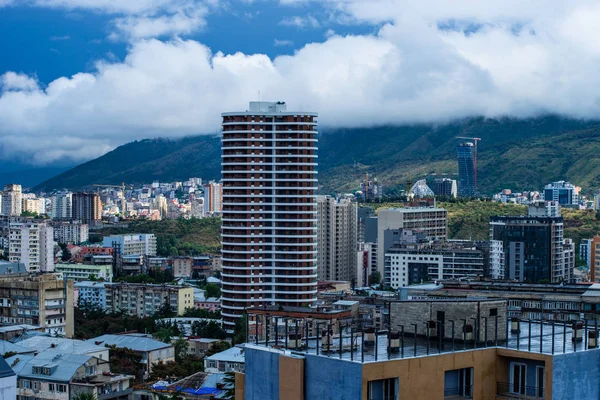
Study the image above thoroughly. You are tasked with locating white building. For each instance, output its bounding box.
[51,191,72,220]
[56,263,113,282]
[9,222,54,273]
[191,197,205,218]
[53,221,89,244]
[204,345,245,373]
[0,357,16,400]
[2,184,22,216]
[102,234,157,256]
[316,195,358,282]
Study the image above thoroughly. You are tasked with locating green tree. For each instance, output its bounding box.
[233,313,247,345]
[206,340,231,357]
[108,346,144,382]
[20,210,38,218]
[72,394,97,400]
[156,297,176,318]
[174,338,189,363]
[204,283,221,299]
[222,371,236,400]
[58,243,71,262]
[369,271,381,286]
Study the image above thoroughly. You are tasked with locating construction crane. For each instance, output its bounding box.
[93,182,130,217]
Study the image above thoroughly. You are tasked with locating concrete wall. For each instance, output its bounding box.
[390,300,507,342]
[244,347,280,400]
[304,354,362,400]
[552,350,600,400]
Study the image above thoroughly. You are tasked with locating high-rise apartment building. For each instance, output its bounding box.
[72,192,102,223]
[9,221,54,273]
[51,191,72,220]
[52,221,89,244]
[220,101,318,329]
[2,184,22,216]
[203,181,223,215]
[316,196,357,282]
[490,209,571,282]
[21,194,45,215]
[456,142,477,197]
[376,207,447,276]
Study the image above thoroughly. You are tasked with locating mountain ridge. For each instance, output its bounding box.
[32,116,600,195]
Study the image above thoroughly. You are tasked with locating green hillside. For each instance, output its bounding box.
[34,116,600,194]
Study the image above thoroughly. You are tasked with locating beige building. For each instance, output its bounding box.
[105,283,194,317]
[377,207,447,276]
[317,196,358,282]
[2,184,22,216]
[0,274,74,337]
[9,221,54,273]
[173,257,193,278]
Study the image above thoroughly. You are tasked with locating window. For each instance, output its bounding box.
[444,368,473,398]
[48,383,55,392]
[22,380,31,389]
[510,362,527,395]
[367,378,398,400]
[57,384,67,393]
[490,308,498,317]
[536,366,545,397]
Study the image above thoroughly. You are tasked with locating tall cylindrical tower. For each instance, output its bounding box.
[220,101,318,329]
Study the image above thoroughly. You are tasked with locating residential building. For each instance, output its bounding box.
[581,238,593,270]
[173,256,193,278]
[195,297,221,312]
[56,263,113,282]
[316,195,358,282]
[0,357,16,400]
[8,351,132,400]
[71,192,102,224]
[239,300,599,400]
[0,324,45,341]
[2,184,22,216]
[204,345,245,373]
[51,191,72,220]
[14,336,109,360]
[187,338,221,357]
[9,221,54,273]
[190,196,205,218]
[52,221,89,244]
[102,234,157,256]
[203,181,223,215]
[104,283,194,317]
[544,181,579,206]
[376,207,447,277]
[220,101,319,330]
[88,334,174,375]
[433,178,458,198]
[22,197,45,215]
[384,242,485,288]
[490,209,569,283]
[0,274,74,337]
[456,142,477,197]
[74,281,109,308]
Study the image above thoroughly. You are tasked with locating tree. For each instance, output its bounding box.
[72,394,97,400]
[174,338,189,363]
[156,297,176,318]
[233,314,247,345]
[206,340,231,357]
[154,327,174,344]
[222,371,236,400]
[109,346,144,382]
[204,283,221,299]
[20,211,38,218]
[58,243,71,262]
[369,271,381,286]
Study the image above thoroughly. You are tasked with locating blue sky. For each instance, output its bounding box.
[0,0,599,167]
[0,2,375,85]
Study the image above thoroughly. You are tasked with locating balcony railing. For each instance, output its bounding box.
[444,386,473,399]
[497,382,544,399]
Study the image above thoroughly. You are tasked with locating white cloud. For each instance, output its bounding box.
[280,15,320,29]
[50,35,71,41]
[3,1,600,163]
[111,8,208,40]
[274,39,294,46]
[1,72,39,91]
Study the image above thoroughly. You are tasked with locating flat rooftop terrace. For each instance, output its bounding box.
[248,319,599,363]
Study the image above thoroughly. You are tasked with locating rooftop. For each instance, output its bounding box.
[16,336,107,355]
[0,356,16,379]
[0,340,34,356]
[6,351,93,382]
[205,345,246,363]
[87,334,173,352]
[0,324,42,334]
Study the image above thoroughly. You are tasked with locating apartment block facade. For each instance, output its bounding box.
[104,283,194,317]
[316,196,358,282]
[0,274,74,337]
[52,221,89,244]
[221,101,318,329]
[71,193,102,224]
[2,184,22,217]
[9,221,54,273]
[102,234,157,256]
